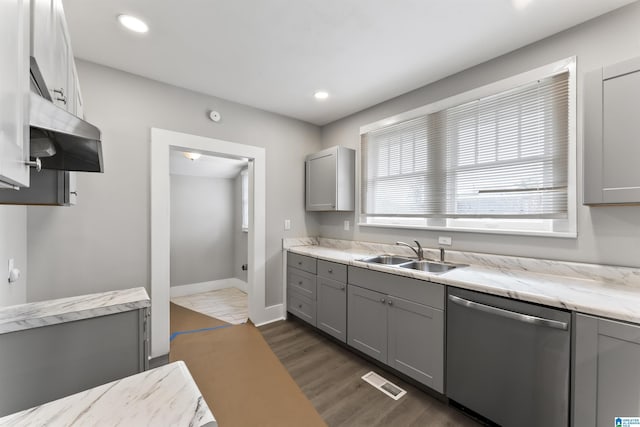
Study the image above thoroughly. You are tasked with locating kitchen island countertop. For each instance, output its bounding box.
[0,287,150,334]
[0,361,215,427]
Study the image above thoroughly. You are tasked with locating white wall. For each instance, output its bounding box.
[0,206,26,306]
[319,2,640,268]
[27,60,322,304]
[170,174,235,286]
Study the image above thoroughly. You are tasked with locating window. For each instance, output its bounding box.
[241,169,248,232]
[360,58,576,236]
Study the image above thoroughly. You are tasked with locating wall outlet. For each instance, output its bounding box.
[284,219,291,230]
[344,220,350,231]
[438,236,452,246]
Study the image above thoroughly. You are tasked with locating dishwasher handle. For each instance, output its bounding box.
[448,294,568,331]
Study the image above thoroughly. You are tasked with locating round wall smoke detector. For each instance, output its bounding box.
[209,111,221,122]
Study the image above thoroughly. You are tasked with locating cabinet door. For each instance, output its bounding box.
[573,314,640,426]
[584,57,640,204]
[306,150,336,210]
[347,285,387,363]
[387,295,444,392]
[317,277,347,343]
[0,0,30,188]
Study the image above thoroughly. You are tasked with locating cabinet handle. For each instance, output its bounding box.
[25,158,41,172]
[387,300,393,306]
[380,298,385,303]
[298,304,303,309]
[328,269,333,273]
[298,261,302,265]
[298,281,303,285]
[340,285,345,290]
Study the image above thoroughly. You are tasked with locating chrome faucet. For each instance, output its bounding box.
[396,240,424,261]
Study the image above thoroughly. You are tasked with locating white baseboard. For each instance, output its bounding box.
[170,278,248,298]
[251,303,285,327]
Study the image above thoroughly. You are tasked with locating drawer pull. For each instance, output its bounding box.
[380,298,386,303]
[328,269,333,273]
[298,304,303,309]
[387,300,393,306]
[298,281,303,285]
[298,261,302,265]
[340,285,345,290]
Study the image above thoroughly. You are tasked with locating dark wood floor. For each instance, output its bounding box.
[259,318,482,427]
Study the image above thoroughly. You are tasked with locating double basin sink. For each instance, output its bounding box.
[359,255,466,274]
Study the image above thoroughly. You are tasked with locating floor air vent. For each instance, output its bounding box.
[361,371,407,400]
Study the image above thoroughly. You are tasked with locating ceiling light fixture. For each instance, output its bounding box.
[183,152,202,161]
[117,14,149,33]
[314,91,329,100]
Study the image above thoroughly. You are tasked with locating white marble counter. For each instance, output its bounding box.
[286,239,640,324]
[0,287,150,334]
[0,361,216,427]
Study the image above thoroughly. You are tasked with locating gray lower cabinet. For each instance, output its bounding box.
[347,285,388,362]
[387,295,443,390]
[317,276,347,343]
[0,308,149,416]
[573,313,640,426]
[347,273,445,393]
[286,253,317,327]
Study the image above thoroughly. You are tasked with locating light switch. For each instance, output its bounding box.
[284,219,291,230]
[344,220,350,231]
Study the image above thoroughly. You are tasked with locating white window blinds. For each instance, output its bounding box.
[362,70,569,220]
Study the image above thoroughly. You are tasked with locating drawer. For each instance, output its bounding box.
[287,267,317,300]
[287,252,317,274]
[317,260,347,283]
[288,291,316,326]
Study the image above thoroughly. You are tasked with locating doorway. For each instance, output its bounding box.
[168,149,249,324]
[150,128,269,359]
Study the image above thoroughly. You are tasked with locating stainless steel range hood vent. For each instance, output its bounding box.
[29,92,103,173]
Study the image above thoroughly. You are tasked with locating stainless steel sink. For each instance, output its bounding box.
[359,255,414,265]
[399,260,466,273]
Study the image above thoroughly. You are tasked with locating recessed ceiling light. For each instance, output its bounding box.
[117,14,149,33]
[314,91,329,100]
[183,152,202,161]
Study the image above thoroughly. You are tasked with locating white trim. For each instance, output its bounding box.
[358,57,577,238]
[169,278,248,298]
[151,128,268,358]
[253,314,286,327]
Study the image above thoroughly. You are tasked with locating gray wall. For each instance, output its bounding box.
[318,2,640,268]
[170,174,234,287]
[27,60,322,304]
[0,206,26,306]
[234,172,248,283]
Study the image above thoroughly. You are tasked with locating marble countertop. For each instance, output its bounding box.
[0,361,216,427]
[287,242,640,324]
[0,287,150,334]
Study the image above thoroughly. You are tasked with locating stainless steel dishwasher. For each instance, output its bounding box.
[446,287,571,427]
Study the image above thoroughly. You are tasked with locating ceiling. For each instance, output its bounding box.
[62,0,636,126]
[170,150,247,179]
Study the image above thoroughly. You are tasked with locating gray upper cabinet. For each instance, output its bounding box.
[305,146,355,211]
[584,56,640,205]
[30,0,74,110]
[573,314,640,426]
[0,0,30,188]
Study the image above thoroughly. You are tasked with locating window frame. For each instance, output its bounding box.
[358,57,577,238]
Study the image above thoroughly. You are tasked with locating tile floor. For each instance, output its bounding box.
[170,287,248,324]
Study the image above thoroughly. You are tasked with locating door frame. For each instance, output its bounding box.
[150,128,268,358]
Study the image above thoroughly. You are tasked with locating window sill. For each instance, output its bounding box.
[357,222,577,239]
